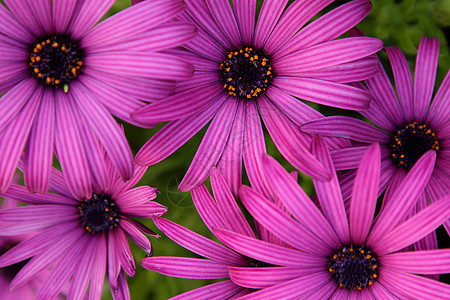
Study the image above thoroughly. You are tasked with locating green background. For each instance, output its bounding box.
[103,0,450,299]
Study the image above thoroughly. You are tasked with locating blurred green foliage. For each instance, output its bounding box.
[101,0,450,299]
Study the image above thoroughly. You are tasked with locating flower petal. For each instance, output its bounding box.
[274,76,371,111]
[253,0,288,48]
[142,257,229,279]
[179,98,239,191]
[349,144,380,245]
[205,0,241,48]
[171,280,244,300]
[427,68,449,129]
[414,37,439,122]
[381,249,450,275]
[232,0,256,45]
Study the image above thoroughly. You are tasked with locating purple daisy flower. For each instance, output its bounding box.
[141,167,293,299]
[301,36,450,236]
[213,138,450,299]
[0,0,194,196]
[0,159,167,299]
[132,0,383,195]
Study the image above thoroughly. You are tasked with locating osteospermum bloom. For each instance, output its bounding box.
[141,168,293,299]
[301,36,450,236]
[0,0,194,196]
[213,139,450,299]
[132,0,383,195]
[0,159,167,299]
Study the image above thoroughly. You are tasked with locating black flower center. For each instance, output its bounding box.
[78,193,120,234]
[220,47,273,99]
[391,121,439,170]
[247,257,274,268]
[29,35,84,90]
[328,245,379,290]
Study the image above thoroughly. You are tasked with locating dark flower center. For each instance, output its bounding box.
[328,245,379,290]
[29,35,84,89]
[220,46,273,99]
[391,121,439,170]
[78,193,120,234]
[247,257,274,268]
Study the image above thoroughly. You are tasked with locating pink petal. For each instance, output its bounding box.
[120,220,152,253]
[171,280,244,300]
[153,217,247,266]
[253,0,288,48]
[135,95,226,166]
[23,88,54,193]
[89,233,107,300]
[217,101,245,198]
[213,228,327,267]
[52,0,77,33]
[274,76,371,111]
[259,98,330,180]
[179,98,239,191]
[381,249,450,274]
[330,146,369,171]
[349,144,380,245]
[427,68,449,129]
[413,37,439,122]
[210,168,254,237]
[205,0,241,48]
[385,46,414,121]
[232,0,256,45]
[192,184,230,232]
[0,4,34,42]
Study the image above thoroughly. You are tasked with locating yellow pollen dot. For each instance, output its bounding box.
[71,67,77,74]
[61,45,66,51]
[38,73,42,78]
[349,248,353,252]
[254,55,259,60]
[227,78,232,82]
[228,91,233,95]
[333,255,337,259]
[246,94,251,99]
[261,61,266,66]
[369,281,373,285]
[226,67,230,72]
[400,161,404,165]
[400,154,404,158]
[328,268,333,272]
[267,71,272,75]
[223,84,227,88]
[239,49,243,53]
[366,255,372,259]
[372,265,378,268]
[36,44,42,50]
[46,77,51,84]
[54,79,60,85]
[53,42,59,48]
[360,250,364,254]
[373,274,377,278]
[244,53,249,57]
[34,68,39,73]
[234,51,238,55]
[228,53,233,58]
[339,283,343,288]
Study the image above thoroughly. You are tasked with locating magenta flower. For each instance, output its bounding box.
[0,0,194,196]
[132,0,383,195]
[0,159,167,299]
[301,36,450,236]
[141,168,293,299]
[213,139,450,299]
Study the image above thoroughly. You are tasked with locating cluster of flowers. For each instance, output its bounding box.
[0,0,448,299]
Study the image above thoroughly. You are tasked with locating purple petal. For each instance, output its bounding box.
[52,0,77,33]
[113,229,135,277]
[82,0,186,48]
[237,272,331,300]
[379,268,450,299]
[274,76,371,111]
[3,0,45,37]
[311,136,350,244]
[48,167,74,198]
[192,184,230,232]
[369,283,398,300]
[385,47,414,120]
[264,0,334,54]
[373,195,450,255]
[275,0,373,58]
[67,0,115,40]
[259,98,330,180]
[368,150,436,245]
[107,230,120,289]
[261,156,341,249]
[89,233,106,299]
[179,98,239,191]
[413,37,439,122]
[217,102,245,197]
[142,256,229,279]
[349,144,380,245]
[365,59,404,127]
[23,88,54,193]
[110,271,130,300]
[232,0,256,45]
[253,0,288,48]
[0,184,76,206]
[210,168,254,237]
[0,204,75,223]
[54,90,92,200]
[135,96,226,166]
[132,84,223,123]
[36,234,88,300]
[381,249,450,274]
[171,280,244,300]
[239,185,335,254]
[153,217,247,266]
[72,81,134,180]
[229,266,322,289]
[242,100,273,199]
[213,228,327,267]
[300,116,390,143]
[115,186,166,218]
[120,220,152,253]
[330,146,369,171]
[0,85,41,193]
[205,0,241,48]
[274,37,382,74]
[427,68,449,129]
[303,280,338,300]
[0,4,34,42]
[84,51,193,81]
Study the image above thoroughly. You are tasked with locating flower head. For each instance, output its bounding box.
[213,138,450,299]
[132,0,383,195]
[301,36,450,238]
[0,0,194,196]
[0,158,167,299]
